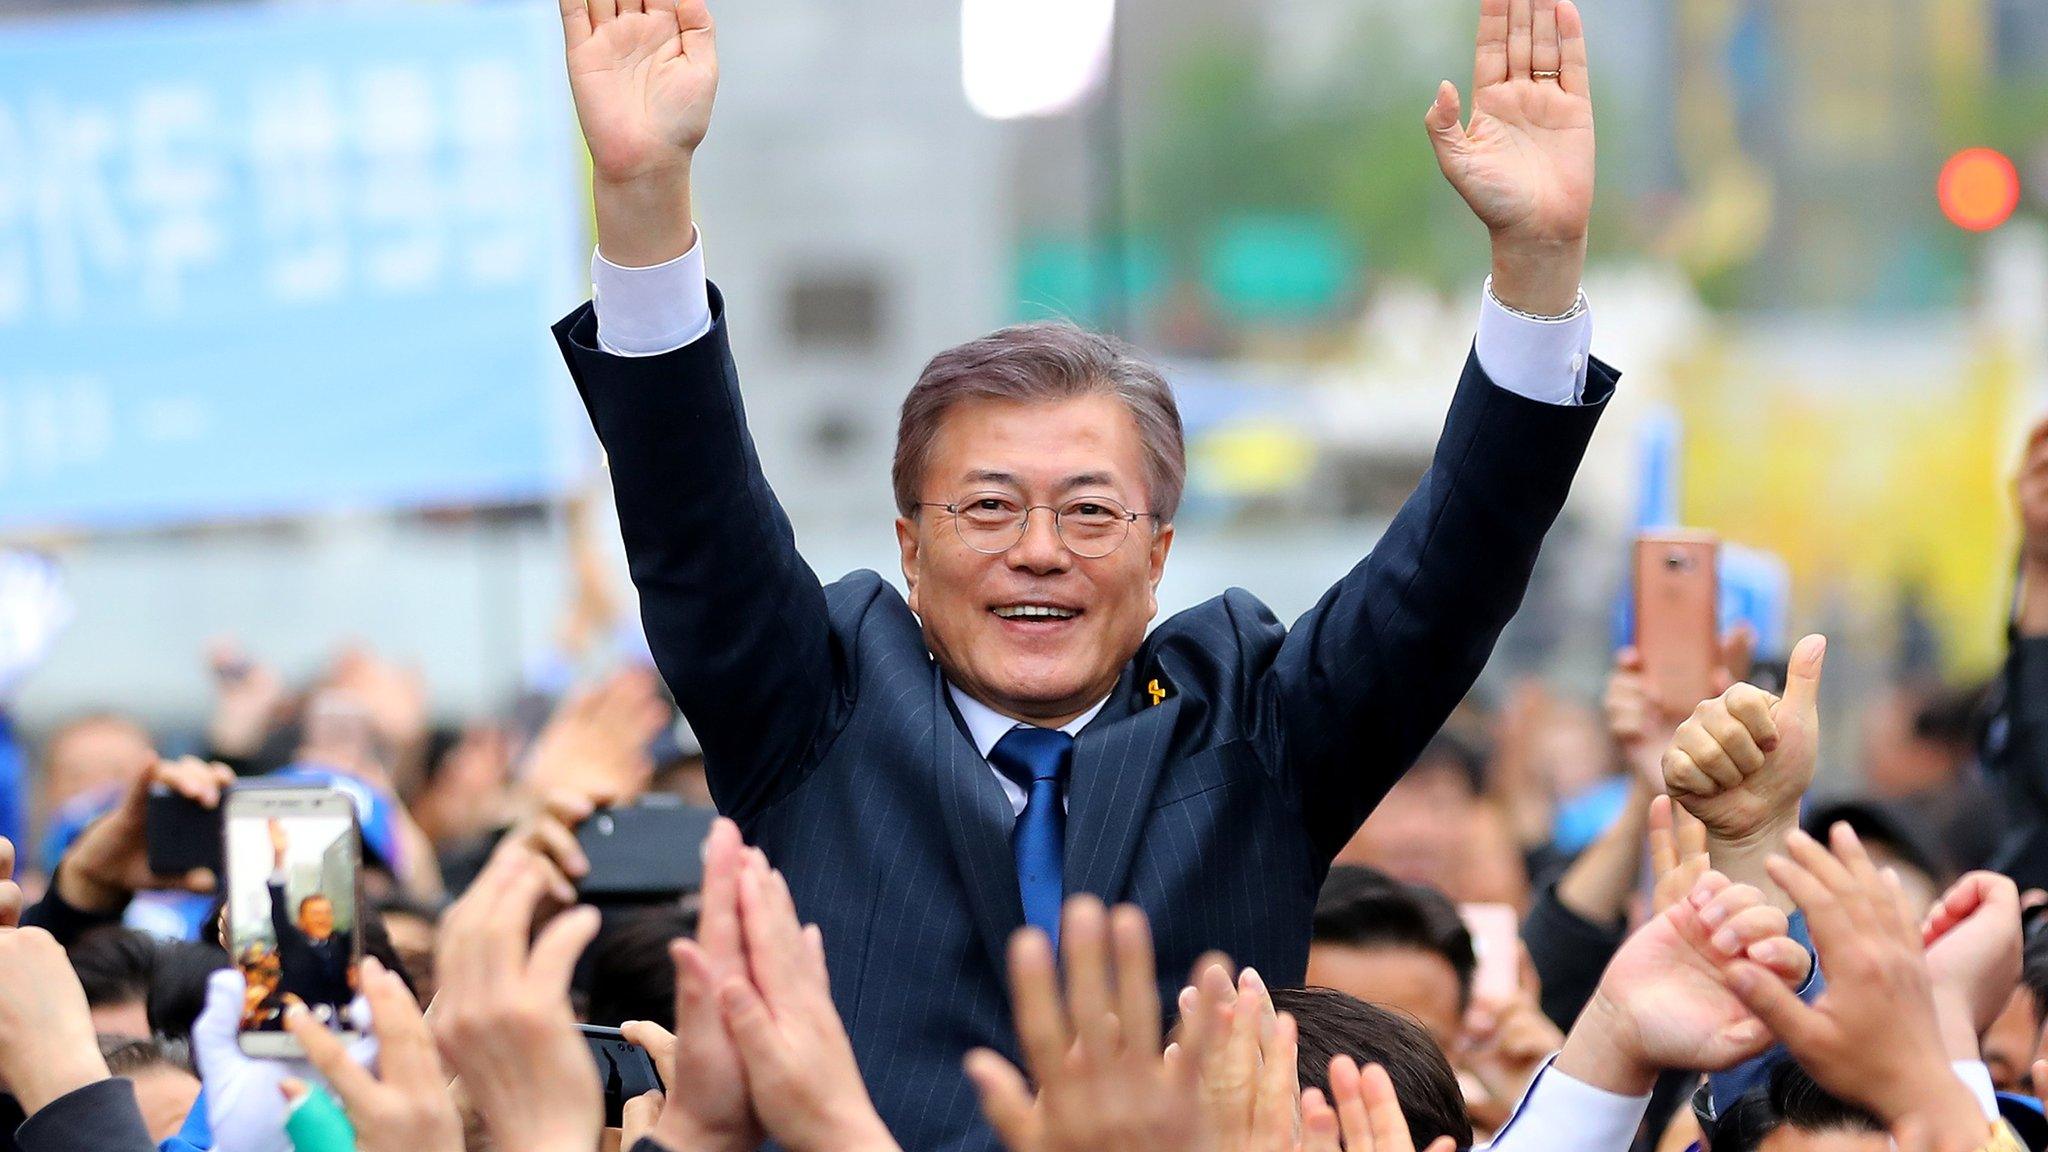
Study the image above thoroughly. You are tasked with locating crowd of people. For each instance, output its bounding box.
[0,0,2043,1150]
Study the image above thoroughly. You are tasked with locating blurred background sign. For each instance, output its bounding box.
[0,2,587,531]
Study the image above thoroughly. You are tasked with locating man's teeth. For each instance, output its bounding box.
[994,606,1077,619]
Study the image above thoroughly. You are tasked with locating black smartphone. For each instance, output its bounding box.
[579,1024,664,1127]
[574,799,715,902]
[146,787,225,877]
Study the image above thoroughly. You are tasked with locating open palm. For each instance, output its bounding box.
[1427,0,1595,244]
[562,0,718,183]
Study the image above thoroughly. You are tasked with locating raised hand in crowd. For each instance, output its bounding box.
[1647,793,1710,913]
[431,842,605,1152]
[205,637,287,764]
[1724,825,1997,1152]
[193,967,378,1152]
[0,925,125,1116]
[563,0,719,268]
[1555,869,1805,1096]
[283,955,462,1152]
[523,667,668,807]
[624,816,763,1152]
[1172,961,1301,1152]
[966,897,1216,1152]
[1662,632,1827,910]
[53,754,235,914]
[711,845,898,1152]
[1457,946,1563,1131]
[1605,629,1753,787]
[1298,1057,1456,1152]
[1921,871,2024,1059]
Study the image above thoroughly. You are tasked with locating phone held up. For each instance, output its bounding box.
[225,786,365,1058]
[1633,530,1721,716]
[579,1025,665,1127]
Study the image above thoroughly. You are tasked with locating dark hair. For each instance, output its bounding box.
[893,322,1186,523]
[1412,723,1491,796]
[1313,866,1476,1007]
[582,904,700,1030]
[2024,920,2048,1029]
[148,940,231,1042]
[98,1035,195,1078]
[1711,1061,1885,1152]
[70,928,157,1009]
[1270,987,1472,1151]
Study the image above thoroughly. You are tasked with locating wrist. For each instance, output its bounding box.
[9,1052,109,1116]
[1931,987,1985,1062]
[1890,1078,1990,1147]
[594,166,699,270]
[1488,234,1588,317]
[1706,814,1800,911]
[1554,995,1658,1097]
[54,857,129,915]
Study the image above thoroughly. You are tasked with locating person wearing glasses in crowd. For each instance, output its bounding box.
[538,0,1614,1147]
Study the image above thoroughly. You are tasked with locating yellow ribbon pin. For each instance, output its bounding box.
[1147,678,1167,706]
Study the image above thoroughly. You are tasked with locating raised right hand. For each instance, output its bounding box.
[1661,634,1825,846]
[58,754,235,913]
[563,0,717,265]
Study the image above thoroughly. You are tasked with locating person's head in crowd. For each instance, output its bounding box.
[1982,982,2038,1096]
[583,903,698,1030]
[1305,864,1474,1050]
[1798,798,1947,915]
[373,896,441,1002]
[33,712,153,861]
[1269,985,1473,1151]
[1860,685,1974,800]
[97,1035,200,1142]
[147,939,228,1042]
[1525,695,1610,801]
[1708,1061,1887,1152]
[892,321,1184,725]
[1335,726,1486,889]
[69,927,157,1038]
[297,892,337,942]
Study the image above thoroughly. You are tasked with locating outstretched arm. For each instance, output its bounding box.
[554,0,838,820]
[1271,0,1610,853]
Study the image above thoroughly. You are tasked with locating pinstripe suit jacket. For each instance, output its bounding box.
[555,288,1614,1152]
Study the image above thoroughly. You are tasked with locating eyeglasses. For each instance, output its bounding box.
[917,492,1154,559]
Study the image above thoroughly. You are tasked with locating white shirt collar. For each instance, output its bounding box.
[947,683,1110,760]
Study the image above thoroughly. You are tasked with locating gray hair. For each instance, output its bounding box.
[892,322,1186,523]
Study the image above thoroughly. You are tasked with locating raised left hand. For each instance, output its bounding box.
[1426,0,1596,314]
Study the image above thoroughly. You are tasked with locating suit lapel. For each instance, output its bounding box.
[930,672,1027,976]
[1065,663,1182,905]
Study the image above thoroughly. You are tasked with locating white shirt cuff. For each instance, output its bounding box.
[1954,1059,2000,1121]
[1479,1055,1649,1152]
[1474,279,1594,406]
[591,232,715,357]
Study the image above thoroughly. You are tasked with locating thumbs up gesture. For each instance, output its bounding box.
[1662,635,1827,845]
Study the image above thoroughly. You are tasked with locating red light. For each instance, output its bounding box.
[1938,148,2021,232]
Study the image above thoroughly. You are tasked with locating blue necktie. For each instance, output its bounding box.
[988,726,1074,949]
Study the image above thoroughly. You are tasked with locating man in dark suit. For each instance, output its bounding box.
[548,0,1611,1148]
[262,820,351,1016]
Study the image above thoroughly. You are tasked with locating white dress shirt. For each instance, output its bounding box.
[586,236,1598,405]
[950,684,1106,817]
[1480,1056,2003,1152]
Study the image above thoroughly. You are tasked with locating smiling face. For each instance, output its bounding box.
[298,894,335,941]
[897,393,1174,726]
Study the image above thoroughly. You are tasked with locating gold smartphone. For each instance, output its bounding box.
[1633,530,1721,715]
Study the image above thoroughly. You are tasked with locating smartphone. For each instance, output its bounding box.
[1633,530,1721,715]
[146,788,225,877]
[224,787,363,1057]
[575,798,716,902]
[579,1025,665,1127]
[1459,903,1521,1008]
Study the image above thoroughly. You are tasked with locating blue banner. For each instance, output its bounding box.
[0,2,590,529]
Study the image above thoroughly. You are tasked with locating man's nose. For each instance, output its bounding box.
[1007,507,1071,573]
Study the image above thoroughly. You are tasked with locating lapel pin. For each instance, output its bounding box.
[1147,678,1167,706]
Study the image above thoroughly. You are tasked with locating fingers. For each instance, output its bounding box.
[1110,905,1162,1052]
[1474,0,1509,88]
[1061,898,1119,1057]
[589,0,618,25]
[717,976,782,1071]
[1721,683,1781,754]
[1531,0,1561,76]
[1424,81,1466,170]
[1778,634,1828,716]
[1725,959,1826,1051]
[359,957,441,1087]
[1299,1088,1343,1152]
[620,1018,677,1062]
[1767,830,1857,944]
[698,818,745,972]
[1251,1012,1301,1150]
[1673,720,1745,791]
[528,905,602,993]
[965,1049,1039,1151]
[736,855,803,1007]
[1556,0,1590,94]
[621,1089,664,1148]
[1005,928,1069,1084]
[1329,1056,1374,1152]
[676,0,717,63]
[1744,937,1814,987]
[1674,800,1709,859]
[1507,0,1533,78]
[286,1000,378,1104]
[1359,1062,1416,1152]
[1648,795,1677,876]
[560,0,592,51]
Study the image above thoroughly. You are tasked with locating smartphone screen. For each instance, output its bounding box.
[225,787,363,1057]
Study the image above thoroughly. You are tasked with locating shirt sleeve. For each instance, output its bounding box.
[14,1078,157,1152]
[590,234,715,357]
[1474,280,1594,406]
[1479,1055,1650,1152]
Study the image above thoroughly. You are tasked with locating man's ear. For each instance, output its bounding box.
[1146,522,1174,618]
[896,516,922,615]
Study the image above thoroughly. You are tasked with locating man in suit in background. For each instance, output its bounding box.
[546,0,1612,1147]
